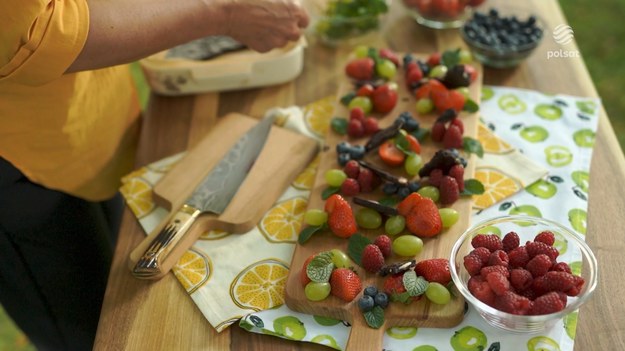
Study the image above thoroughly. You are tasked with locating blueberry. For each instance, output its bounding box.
[403,54,414,66]
[416,60,430,77]
[348,145,366,160]
[374,292,389,309]
[382,182,399,195]
[358,295,375,312]
[408,181,421,192]
[488,8,498,17]
[404,118,420,132]
[336,141,351,154]
[338,152,351,166]
[398,111,413,122]
[364,286,378,297]
[397,186,412,199]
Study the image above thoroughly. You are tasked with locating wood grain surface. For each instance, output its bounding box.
[95,0,625,350]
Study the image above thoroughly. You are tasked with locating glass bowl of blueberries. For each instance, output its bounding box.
[460,8,545,68]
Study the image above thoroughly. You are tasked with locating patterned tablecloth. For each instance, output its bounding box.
[120,86,599,350]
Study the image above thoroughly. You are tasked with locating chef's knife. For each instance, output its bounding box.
[131,116,274,279]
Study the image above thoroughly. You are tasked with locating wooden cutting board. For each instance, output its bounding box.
[285,56,482,350]
[128,113,318,276]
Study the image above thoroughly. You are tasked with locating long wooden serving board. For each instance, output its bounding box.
[285,54,482,350]
[129,113,318,275]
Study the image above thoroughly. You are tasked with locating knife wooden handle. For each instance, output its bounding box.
[130,205,201,279]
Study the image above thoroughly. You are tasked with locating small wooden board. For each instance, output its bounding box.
[285,56,482,350]
[128,113,318,274]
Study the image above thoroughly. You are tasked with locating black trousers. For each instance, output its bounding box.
[0,157,123,351]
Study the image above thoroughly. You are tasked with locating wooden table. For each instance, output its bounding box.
[95,0,625,350]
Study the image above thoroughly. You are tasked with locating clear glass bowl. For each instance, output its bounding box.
[450,215,598,333]
[402,0,473,29]
[460,8,545,68]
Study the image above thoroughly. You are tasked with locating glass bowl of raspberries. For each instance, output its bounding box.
[449,215,598,333]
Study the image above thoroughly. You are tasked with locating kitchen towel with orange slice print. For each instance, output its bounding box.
[118,92,545,333]
[240,87,600,351]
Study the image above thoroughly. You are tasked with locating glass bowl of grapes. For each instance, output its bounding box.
[450,215,598,333]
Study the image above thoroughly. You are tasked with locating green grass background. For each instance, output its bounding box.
[1,2,623,349]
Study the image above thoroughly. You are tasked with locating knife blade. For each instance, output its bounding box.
[131,116,274,279]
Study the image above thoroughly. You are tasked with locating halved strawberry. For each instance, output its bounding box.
[324,194,357,238]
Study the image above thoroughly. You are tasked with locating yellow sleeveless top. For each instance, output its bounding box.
[0,0,140,201]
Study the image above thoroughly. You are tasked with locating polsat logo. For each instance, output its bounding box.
[547,24,579,60]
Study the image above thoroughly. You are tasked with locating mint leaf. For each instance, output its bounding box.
[410,128,429,142]
[463,136,484,158]
[347,233,372,266]
[441,49,461,68]
[379,196,399,207]
[363,306,385,329]
[306,251,334,283]
[322,186,340,200]
[461,179,485,195]
[402,270,428,297]
[340,92,356,106]
[463,99,480,113]
[390,291,412,304]
[298,225,324,244]
[331,117,348,135]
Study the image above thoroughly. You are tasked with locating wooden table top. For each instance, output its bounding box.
[95,0,625,350]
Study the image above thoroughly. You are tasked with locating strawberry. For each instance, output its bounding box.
[439,176,460,205]
[442,124,463,149]
[463,64,478,82]
[529,291,565,315]
[415,79,446,100]
[433,90,466,113]
[340,178,360,197]
[372,83,398,114]
[374,235,392,258]
[324,194,357,238]
[379,48,400,67]
[397,192,423,217]
[471,234,503,252]
[415,258,451,285]
[356,84,375,98]
[345,58,375,81]
[361,244,385,273]
[300,254,316,286]
[502,231,520,252]
[405,196,442,237]
[427,52,441,67]
[378,140,405,167]
[330,268,362,302]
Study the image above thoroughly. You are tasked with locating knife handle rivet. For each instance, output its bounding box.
[174,219,181,224]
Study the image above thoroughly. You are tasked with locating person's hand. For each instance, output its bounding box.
[219,0,309,52]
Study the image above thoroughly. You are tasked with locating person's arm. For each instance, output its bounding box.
[67,0,309,73]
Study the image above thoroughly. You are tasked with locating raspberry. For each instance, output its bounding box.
[518,288,537,301]
[526,241,559,261]
[347,119,365,138]
[486,271,510,296]
[361,244,385,273]
[428,168,444,187]
[357,168,378,193]
[502,231,520,252]
[340,178,360,197]
[550,262,572,274]
[480,265,509,278]
[363,117,380,135]
[494,291,532,315]
[468,275,496,306]
[526,254,553,278]
[488,250,509,267]
[443,124,463,149]
[567,275,585,296]
[510,268,533,291]
[343,160,360,179]
[439,176,460,205]
[532,271,577,295]
[383,274,406,295]
[349,107,365,122]
[431,122,446,142]
[448,164,465,192]
[471,234,503,252]
[508,246,530,268]
[529,291,566,315]
[463,254,483,276]
[469,247,491,264]
[373,235,392,258]
[534,231,555,246]
[450,118,464,134]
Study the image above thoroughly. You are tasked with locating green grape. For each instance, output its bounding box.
[355,208,382,229]
[376,59,397,80]
[418,186,440,202]
[305,282,331,301]
[325,169,347,187]
[330,249,351,268]
[439,208,459,228]
[392,235,423,257]
[455,87,470,98]
[304,209,328,226]
[429,65,448,79]
[425,282,451,305]
[385,215,406,236]
[404,153,423,176]
[458,49,473,64]
[348,96,373,114]
[354,45,369,58]
[415,98,434,114]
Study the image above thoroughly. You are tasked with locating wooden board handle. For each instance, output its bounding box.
[345,317,385,351]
